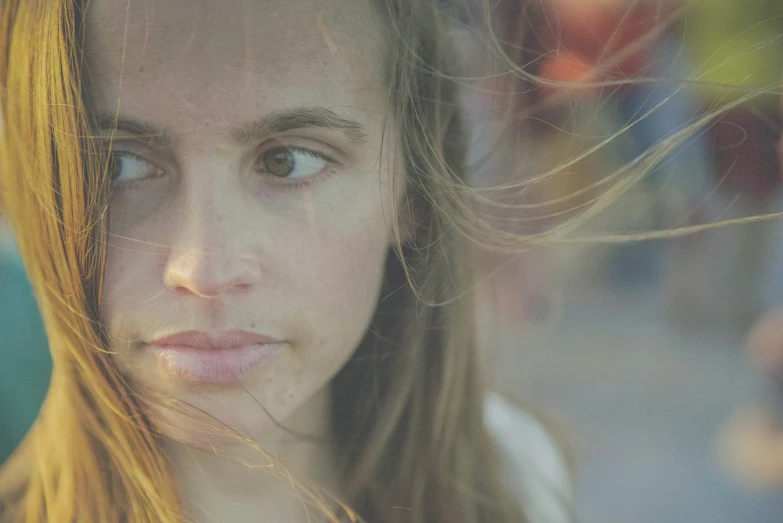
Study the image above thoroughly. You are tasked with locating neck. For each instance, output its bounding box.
[163,387,342,523]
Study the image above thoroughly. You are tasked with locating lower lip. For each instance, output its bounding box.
[145,343,284,384]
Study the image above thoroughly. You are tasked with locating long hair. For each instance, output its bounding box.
[0,1,532,522]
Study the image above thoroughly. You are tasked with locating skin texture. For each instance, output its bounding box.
[85,0,400,519]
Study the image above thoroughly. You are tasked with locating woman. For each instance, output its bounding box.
[0,0,571,522]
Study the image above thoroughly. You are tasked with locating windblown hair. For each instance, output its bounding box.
[0,0,541,522]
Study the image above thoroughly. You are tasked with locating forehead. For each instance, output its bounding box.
[84,0,387,127]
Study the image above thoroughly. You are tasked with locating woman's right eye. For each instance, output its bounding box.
[110,152,164,184]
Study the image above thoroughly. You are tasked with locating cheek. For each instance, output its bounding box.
[269,215,389,427]
[281,174,400,315]
[275,183,398,370]
[102,241,139,320]
[293,210,391,324]
[100,221,173,347]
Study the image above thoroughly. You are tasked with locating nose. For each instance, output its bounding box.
[164,247,261,298]
[163,210,261,299]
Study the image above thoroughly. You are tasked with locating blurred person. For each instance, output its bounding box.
[532,0,716,289]
[529,0,670,285]
[534,0,665,96]
[689,2,783,489]
[672,0,783,324]
[531,0,783,318]
[717,307,783,490]
[0,2,573,523]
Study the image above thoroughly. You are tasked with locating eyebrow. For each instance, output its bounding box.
[95,106,368,148]
[95,112,176,148]
[232,106,368,146]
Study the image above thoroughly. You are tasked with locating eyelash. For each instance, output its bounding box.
[107,143,340,191]
[273,175,323,189]
[111,180,142,193]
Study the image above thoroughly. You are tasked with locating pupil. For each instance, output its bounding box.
[264,148,295,177]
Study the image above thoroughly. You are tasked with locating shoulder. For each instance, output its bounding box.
[484,391,573,523]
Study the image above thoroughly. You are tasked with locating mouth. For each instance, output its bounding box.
[145,330,285,384]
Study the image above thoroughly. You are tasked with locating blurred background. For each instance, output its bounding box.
[4,0,783,521]
[469,0,783,521]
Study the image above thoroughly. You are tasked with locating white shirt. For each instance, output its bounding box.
[484,393,573,523]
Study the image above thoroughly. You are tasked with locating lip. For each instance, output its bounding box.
[145,330,284,384]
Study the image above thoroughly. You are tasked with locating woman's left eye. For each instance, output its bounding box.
[256,146,331,180]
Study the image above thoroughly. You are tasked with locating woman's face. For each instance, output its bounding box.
[88,0,398,443]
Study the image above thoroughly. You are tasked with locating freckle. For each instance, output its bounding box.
[250,321,256,328]
[138,65,144,72]
[217,215,223,223]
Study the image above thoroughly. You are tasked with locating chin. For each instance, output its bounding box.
[129,374,265,443]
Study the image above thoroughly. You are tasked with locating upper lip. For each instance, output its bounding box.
[149,330,280,350]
